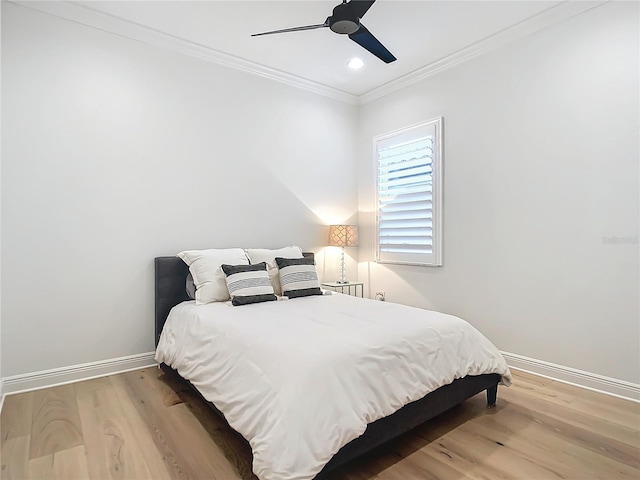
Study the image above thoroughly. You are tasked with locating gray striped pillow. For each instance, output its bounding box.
[275,257,323,299]
[221,262,277,306]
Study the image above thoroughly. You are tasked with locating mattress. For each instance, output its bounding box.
[155,293,511,480]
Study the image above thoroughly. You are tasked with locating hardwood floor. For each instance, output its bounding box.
[1,369,638,480]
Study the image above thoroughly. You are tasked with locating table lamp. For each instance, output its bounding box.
[328,225,359,284]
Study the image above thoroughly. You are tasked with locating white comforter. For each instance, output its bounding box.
[155,293,511,480]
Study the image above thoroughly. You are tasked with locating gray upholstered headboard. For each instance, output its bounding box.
[154,252,315,346]
[154,256,190,346]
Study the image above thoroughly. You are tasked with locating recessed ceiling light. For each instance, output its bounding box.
[347,57,365,70]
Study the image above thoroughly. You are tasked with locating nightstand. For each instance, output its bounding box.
[321,282,364,298]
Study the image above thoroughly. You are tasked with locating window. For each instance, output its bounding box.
[375,118,443,266]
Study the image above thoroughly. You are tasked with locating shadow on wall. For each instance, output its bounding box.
[255,167,359,284]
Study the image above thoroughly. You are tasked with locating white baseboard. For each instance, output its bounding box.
[502,351,640,403]
[1,352,157,397]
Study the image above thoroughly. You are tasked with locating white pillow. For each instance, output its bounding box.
[244,246,303,296]
[177,248,249,304]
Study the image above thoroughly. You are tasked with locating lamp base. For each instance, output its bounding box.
[335,280,349,284]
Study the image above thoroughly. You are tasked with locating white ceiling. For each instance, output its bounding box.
[20,1,605,102]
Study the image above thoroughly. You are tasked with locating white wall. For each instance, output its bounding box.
[357,1,639,384]
[1,3,358,378]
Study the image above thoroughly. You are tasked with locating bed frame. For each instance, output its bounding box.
[154,255,501,478]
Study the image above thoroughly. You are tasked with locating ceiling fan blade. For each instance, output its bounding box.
[346,0,376,19]
[348,23,396,63]
[251,21,328,37]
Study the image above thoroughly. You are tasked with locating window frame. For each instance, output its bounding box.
[374,117,444,267]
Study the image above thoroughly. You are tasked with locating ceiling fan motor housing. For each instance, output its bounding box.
[329,2,360,34]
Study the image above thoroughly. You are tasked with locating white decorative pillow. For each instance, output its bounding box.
[177,248,249,304]
[244,246,303,296]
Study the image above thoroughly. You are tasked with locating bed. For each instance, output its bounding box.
[154,254,511,480]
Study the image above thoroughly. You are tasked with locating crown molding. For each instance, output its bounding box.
[358,0,609,105]
[10,0,358,105]
[11,1,607,106]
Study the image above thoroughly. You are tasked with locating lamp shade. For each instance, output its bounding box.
[328,225,359,247]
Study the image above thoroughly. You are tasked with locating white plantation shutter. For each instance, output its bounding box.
[375,118,443,266]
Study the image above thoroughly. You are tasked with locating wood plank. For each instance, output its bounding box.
[29,445,90,480]
[0,435,30,480]
[510,369,553,387]
[27,451,53,480]
[108,374,173,480]
[484,397,640,469]
[501,384,640,447]
[377,452,445,480]
[508,376,575,407]
[118,368,242,480]
[29,385,83,459]
[561,394,640,431]
[115,369,194,479]
[428,421,568,479]
[335,398,502,480]
[509,373,640,431]
[157,368,255,480]
[549,377,640,407]
[392,421,507,480]
[1,393,33,442]
[419,447,503,480]
[169,402,243,480]
[556,388,640,447]
[471,414,639,478]
[74,376,153,480]
[136,366,183,408]
[52,445,90,479]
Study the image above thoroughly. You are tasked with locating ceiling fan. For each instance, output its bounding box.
[251,0,396,64]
